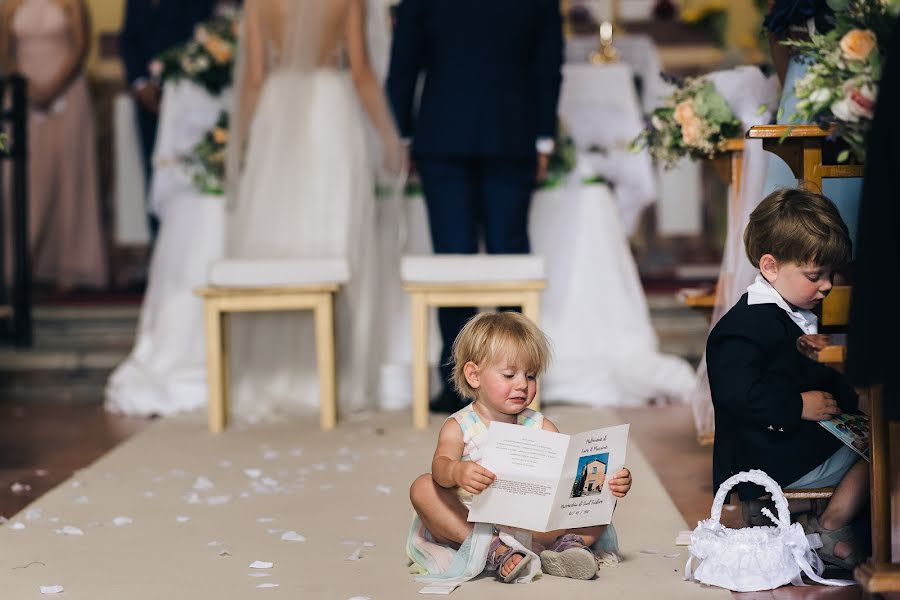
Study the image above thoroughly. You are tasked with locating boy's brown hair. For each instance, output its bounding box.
[744,188,852,269]
[451,312,551,400]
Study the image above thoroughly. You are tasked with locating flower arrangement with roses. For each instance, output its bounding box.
[183,111,229,195]
[781,0,898,162]
[151,9,239,97]
[630,75,743,167]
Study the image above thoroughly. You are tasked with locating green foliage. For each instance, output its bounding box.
[154,12,238,96]
[184,111,229,195]
[781,0,897,162]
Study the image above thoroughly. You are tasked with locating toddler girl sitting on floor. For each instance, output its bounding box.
[406,312,632,584]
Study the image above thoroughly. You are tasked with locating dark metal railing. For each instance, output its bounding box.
[0,75,32,347]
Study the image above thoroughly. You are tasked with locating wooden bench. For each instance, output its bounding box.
[746,124,865,191]
[196,259,348,433]
[855,385,900,592]
[401,255,546,430]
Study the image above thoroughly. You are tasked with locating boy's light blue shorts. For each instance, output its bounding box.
[787,445,860,489]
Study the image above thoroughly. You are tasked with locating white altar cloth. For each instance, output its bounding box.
[559,63,658,233]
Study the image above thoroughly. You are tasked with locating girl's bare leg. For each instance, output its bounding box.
[409,474,471,546]
[409,474,524,578]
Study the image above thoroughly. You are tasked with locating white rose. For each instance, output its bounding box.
[841,79,876,120]
[651,115,666,131]
[798,72,817,88]
[195,25,209,44]
[809,88,831,105]
[830,99,859,123]
[681,119,703,147]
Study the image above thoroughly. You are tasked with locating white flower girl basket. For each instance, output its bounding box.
[685,470,855,591]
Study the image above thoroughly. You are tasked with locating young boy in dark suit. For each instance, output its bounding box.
[707,188,867,569]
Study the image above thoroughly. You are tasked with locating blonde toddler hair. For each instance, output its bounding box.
[450,312,551,400]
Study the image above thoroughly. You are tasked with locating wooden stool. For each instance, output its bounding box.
[196,258,348,433]
[401,255,546,429]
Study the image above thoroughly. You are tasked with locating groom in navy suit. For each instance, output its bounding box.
[387,0,563,412]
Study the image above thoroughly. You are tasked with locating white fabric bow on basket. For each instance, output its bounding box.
[685,469,856,592]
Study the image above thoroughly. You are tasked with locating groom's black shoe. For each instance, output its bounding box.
[429,388,467,414]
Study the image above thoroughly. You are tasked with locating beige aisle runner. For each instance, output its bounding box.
[0,407,729,599]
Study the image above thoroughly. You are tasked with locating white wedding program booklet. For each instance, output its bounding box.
[467,422,629,532]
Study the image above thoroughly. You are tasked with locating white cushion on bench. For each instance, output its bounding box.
[401,255,545,284]
[209,258,350,288]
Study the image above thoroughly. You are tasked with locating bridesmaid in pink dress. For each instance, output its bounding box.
[0,0,107,290]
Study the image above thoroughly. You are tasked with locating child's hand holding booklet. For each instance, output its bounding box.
[468,422,630,532]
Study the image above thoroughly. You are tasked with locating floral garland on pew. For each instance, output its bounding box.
[182,111,229,196]
[780,0,898,163]
[629,75,744,168]
[150,10,239,96]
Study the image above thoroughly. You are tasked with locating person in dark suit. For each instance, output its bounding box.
[707,188,867,569]
[848,18,900,422]
[387,0,563,413]
[119,0,216,237]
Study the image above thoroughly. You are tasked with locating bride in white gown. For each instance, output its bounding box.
[226,0,404,420]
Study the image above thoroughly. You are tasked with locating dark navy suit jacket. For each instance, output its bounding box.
[387,0,563,158]
[119,0,216,86]
[707,294,858,500]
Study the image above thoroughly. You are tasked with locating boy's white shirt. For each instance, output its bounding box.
[746,274,818,335]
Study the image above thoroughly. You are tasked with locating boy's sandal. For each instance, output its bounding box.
[803,515,864,571]
[486,535,532,583]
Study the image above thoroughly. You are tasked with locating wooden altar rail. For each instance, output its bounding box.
[748,124,898,592]
[0,75,31,347]
[746,124,865,191]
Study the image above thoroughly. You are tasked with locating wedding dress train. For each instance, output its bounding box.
[226,68,380,420]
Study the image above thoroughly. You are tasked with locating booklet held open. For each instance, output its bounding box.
[468,422,629,532]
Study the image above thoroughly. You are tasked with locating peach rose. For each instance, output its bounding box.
[681,117,703,146]
[673,100,696,126]
[212,127,228,145]
[204,36,233,64]
[840,29,876,62]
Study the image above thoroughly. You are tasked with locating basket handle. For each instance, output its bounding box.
[710,469,791,526]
